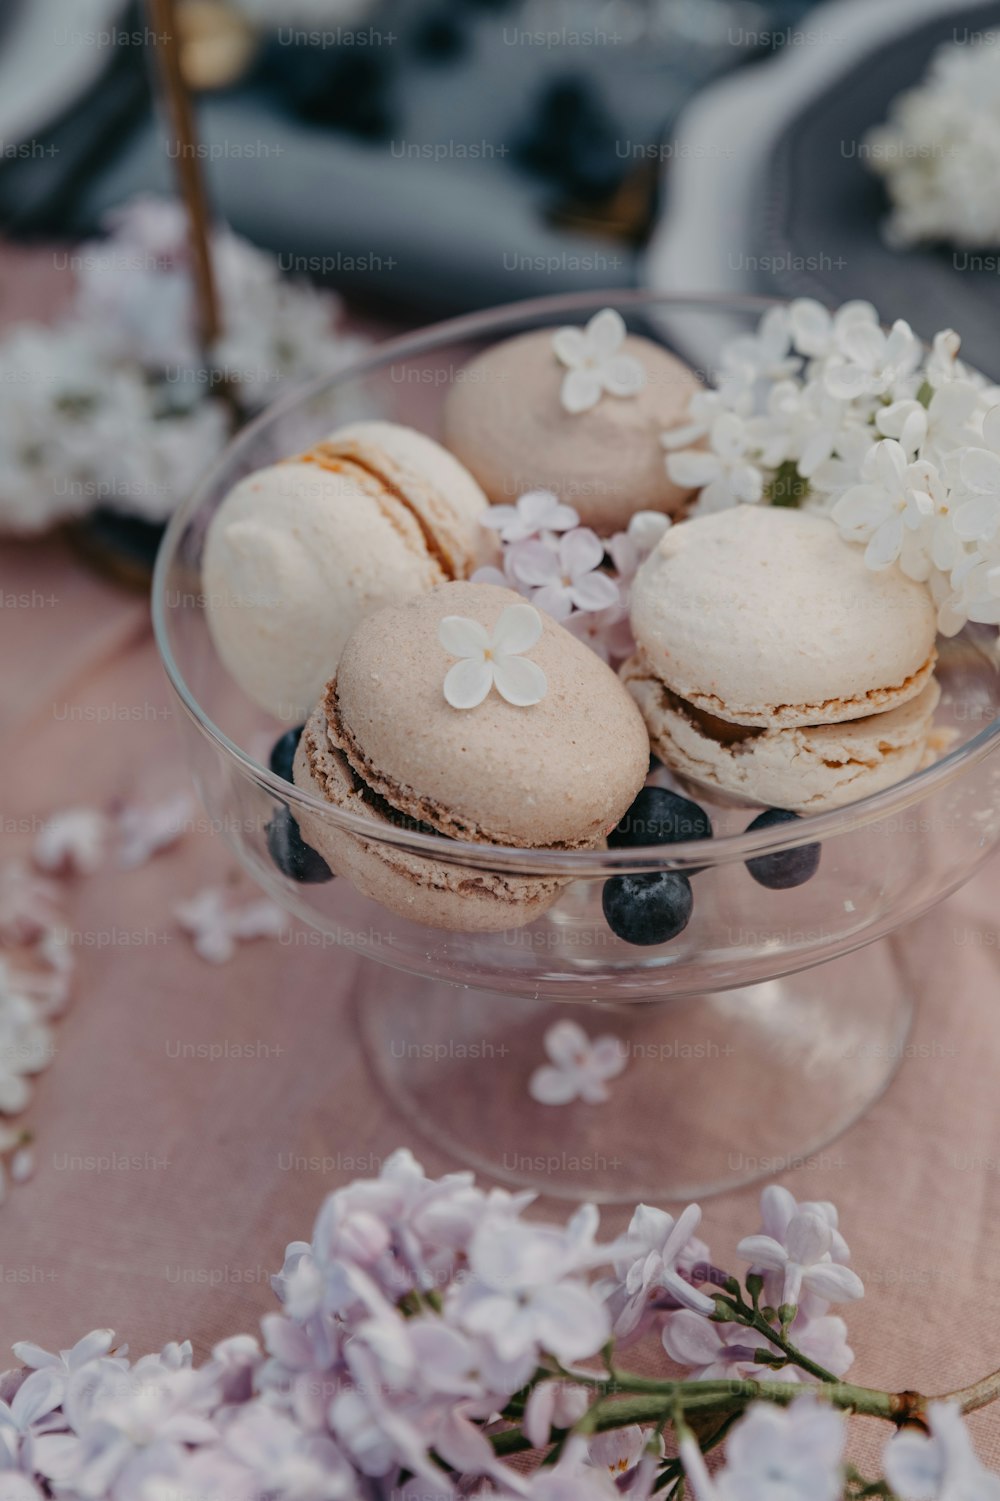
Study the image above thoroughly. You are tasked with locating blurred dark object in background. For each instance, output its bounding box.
[755,0,1000,379]
[0,0,820,315]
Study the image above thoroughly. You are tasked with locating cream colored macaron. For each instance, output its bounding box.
[624,506,941,812]
[623,666,941,813]
[294,581,650,931]
[442,325,701,534]
[628,506,937,727]
[203,421,490,723]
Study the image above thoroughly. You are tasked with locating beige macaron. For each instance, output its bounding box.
[624,506,941,812]
[442,326,701,534]
[203,421,490,724]
[623,667,941,813]
[293,581,650,931]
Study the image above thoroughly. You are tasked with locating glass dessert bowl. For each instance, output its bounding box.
[152,291,1000,1201]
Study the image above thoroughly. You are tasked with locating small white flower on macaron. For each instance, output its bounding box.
[439,603,548,710]
[553,308,646,415]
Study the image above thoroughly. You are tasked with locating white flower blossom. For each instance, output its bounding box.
[0,994,54,1113]
[509,530,619,620]
[666,412,766,512]
[663,1306,853,1383]
[553,308,645,414]
[786,298,880,361]
[528,1020,626,1106]
[680,1397,846,1501]
[605,1204,716,1335]
[947,404,1000,545]
[884,1401,1000,1501]
[721,305,801,384]
[481,491,579,544]
[738,1206,864,1311]
[865,40,1000,251]
[950,539,1000,626]
[0,195,367,534]
[174,888,288,963]
[117,792,197,870]
[439,604,547,709]
[823,318,923,402]
[831,440,943,572]
[523,1381,590,1448]
[743,1186,853,1320]
[588,1426,661,1482]
[449,1205,613,1370]
[661,375,754,452]
[33,810,108,877]
[0,864,61,946]
[563,602,634,665]
[876,381,982,465]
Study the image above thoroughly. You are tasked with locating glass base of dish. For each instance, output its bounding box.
[357,936,914,1203]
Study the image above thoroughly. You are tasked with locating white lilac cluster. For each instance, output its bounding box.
[0,858,71,1138]
[0,795,285,1165]
[663,298,1000,634]
[472,490,669,664]
[2,1152,995,1500]
[0,805,155,1137]
[0,197,367,534]
[864,38,1000,250]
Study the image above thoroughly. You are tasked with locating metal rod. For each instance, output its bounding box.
[145,0,222,351]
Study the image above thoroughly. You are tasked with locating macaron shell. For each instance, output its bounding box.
[331,582,650,849]
[629,507,939,727]
[293,704,564,932]
[321,419,493,575]
[203,462,444,723]
[624,661,942,813]
[442,328,700,533]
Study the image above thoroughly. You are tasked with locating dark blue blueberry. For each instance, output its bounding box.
[608,787,712,851]
[602,872,693,946]
[266,804,333,885]
[269,725,305,784]
[744,808,821,890]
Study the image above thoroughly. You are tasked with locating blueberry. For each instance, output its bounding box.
[744,808,821,890]
[608,787,712,851]
[602,872,693,946]
[266,804,333,885]
[269,725,305,784]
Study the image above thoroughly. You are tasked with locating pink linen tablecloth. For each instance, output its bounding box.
[1,532,1000,1469]
[1,221,1000,1469]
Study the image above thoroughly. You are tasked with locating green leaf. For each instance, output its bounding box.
[766,461,810,508]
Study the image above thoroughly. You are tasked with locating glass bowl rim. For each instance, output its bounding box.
[151,287,1000,878]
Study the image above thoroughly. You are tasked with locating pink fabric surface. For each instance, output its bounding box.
[0,215,998,1465]
[1,534,1000,1468]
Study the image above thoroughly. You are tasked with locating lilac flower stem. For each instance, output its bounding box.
[936,1366,1000,1415]
[711,1294,842,1384]
[491,1374,938,1458]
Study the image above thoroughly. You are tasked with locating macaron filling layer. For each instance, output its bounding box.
[670,651,939,730]
[296,704,565,922]
[625,664,942,813]
[661,689,765,747]
[323,679,599,852]
[295,443,460,582]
